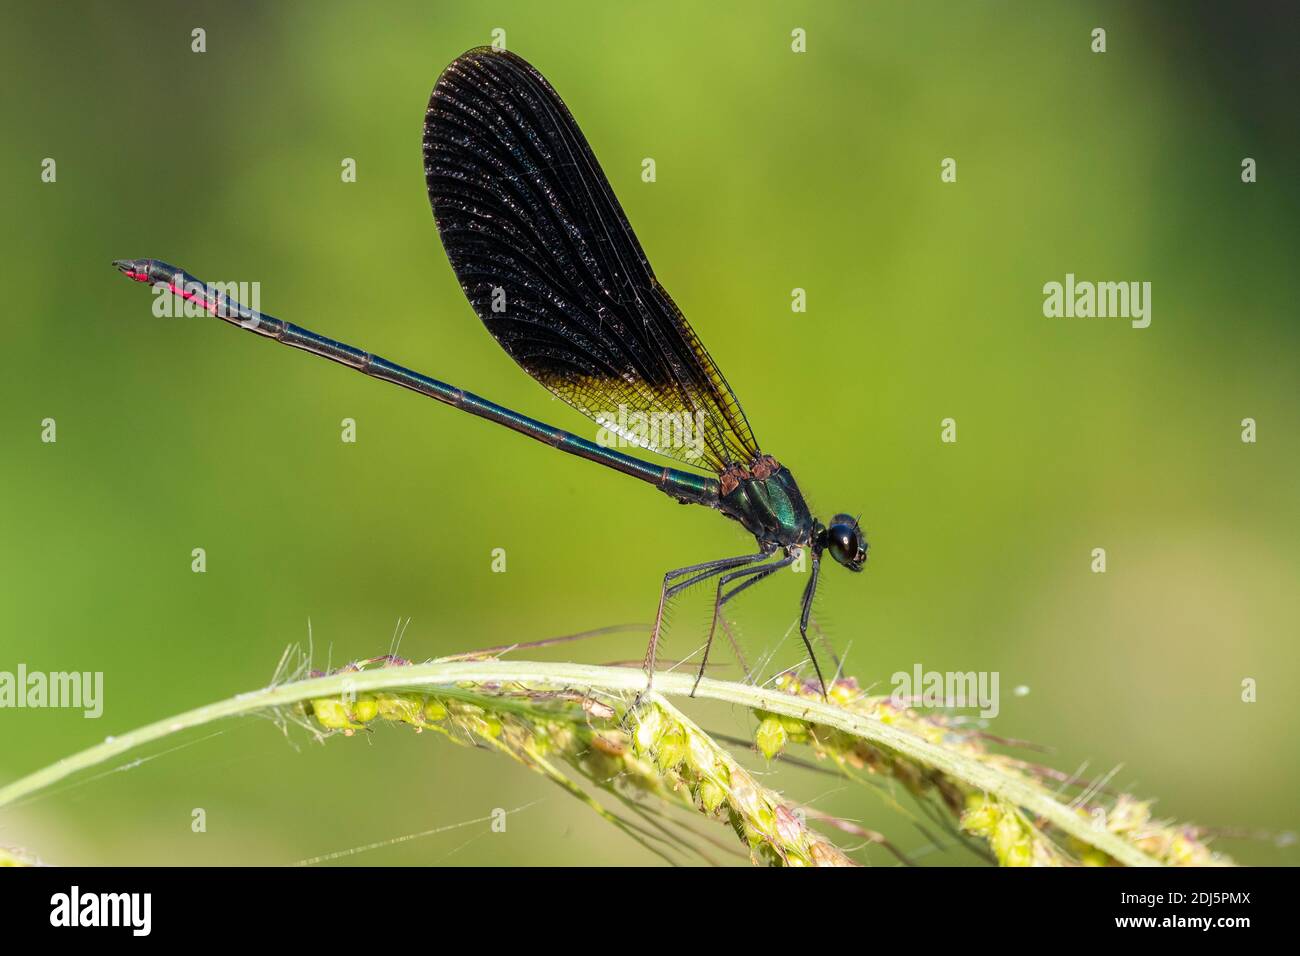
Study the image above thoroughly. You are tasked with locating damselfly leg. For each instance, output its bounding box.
[693,551,798,696]
[638,550,774,701]
[797,552,829,697]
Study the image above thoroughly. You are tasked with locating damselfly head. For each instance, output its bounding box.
[822,513,867,572]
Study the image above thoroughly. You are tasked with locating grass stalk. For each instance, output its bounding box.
[0,658,1228,867]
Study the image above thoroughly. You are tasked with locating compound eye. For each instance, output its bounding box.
[825,514,866,569]
[827,523,856,565]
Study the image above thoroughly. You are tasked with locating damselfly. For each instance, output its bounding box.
[114,48,868,697]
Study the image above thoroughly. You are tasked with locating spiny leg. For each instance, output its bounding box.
[640,550,771,698]
[798,552,829,699]
[690,554,794,695]
[719,617,751,678]
[692,552,795,696]
[666,565,757,683]
[809,619,842,674]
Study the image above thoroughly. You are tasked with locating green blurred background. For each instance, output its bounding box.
[1,1,1296,866]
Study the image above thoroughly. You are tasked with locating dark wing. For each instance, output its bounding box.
[423,47,760,474]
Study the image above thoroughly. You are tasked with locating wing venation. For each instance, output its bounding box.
[423,47,760,472]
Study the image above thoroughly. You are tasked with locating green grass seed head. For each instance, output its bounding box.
[276,660,1240,867]
[1,652,1246,867]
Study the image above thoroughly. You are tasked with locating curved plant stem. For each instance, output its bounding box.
[0,660,1161,867]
